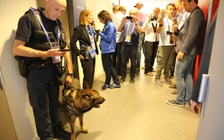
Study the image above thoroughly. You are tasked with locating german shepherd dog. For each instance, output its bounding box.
[62,82,105,140]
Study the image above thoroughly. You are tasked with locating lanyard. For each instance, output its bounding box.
[166,17,171,31]
[30,7,60,42]
[178,10,186,24]
[127,20,135,34]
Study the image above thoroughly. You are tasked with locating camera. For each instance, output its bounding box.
[126,16,132,20]
[166,31,174,35]
[151,16,157,21]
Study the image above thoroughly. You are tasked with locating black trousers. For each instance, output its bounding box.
[27,65,60,140]
[144,41,159,73]
[112,42,122,75]
[80,56,95,89]
[102,53,119,84]
[121,45,138,79]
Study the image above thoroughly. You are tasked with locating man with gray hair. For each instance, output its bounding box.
[118,7,143,83]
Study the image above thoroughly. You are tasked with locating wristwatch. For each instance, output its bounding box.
[67,73,74,77]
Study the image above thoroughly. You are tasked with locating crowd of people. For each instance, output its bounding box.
[12,0,206,139]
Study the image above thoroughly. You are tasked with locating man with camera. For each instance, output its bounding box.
[154,3,176,87]
[142,7,160,76]
[118,7,143,84]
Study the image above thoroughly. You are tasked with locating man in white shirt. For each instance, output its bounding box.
[142,7,160,76]
[111,6,127,76]
[155,3,176,87]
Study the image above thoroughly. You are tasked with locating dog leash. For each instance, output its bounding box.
[62,87,82,116]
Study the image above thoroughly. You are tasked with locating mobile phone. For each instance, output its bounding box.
[126,16,132,19]
[60,49,70,51]
[173,18,177,24]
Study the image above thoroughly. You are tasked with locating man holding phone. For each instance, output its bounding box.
[154,3,176,87]
[118,7,143,84]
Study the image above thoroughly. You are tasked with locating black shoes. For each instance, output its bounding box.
[53,123,71,140]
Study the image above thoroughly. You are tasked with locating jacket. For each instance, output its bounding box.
[176,6,204,55]
[70,25,99,56]
[99,21,116,54]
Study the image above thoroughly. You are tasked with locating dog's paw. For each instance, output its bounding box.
[81,127,88,133]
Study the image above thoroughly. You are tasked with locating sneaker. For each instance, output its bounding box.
[130,78,135,84]
[101,83,109,90]
[164,78,172,85]
[169,84,177,89]
[146,72,154,76]
[155,79,163,87]
[136,68,140,71]
[166,100,184,106]
[120,78,125,83]
[151,69,156,72]
[53,123,71,139]
[185,102,191,106]
[171,89,177,94]
[109,83,121,89]
[141,66,145,70]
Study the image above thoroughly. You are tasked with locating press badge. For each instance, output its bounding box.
[90,36,96,50]
[125,33,132,42]
[89,48,96,58]
[51,41,61,64]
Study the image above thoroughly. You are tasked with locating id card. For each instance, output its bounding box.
[51,41,61,64]
[89,48,96,58]
[125,34,132,42]
[90,36,96,50]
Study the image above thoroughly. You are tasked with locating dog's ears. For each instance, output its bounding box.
[83,81,91,89]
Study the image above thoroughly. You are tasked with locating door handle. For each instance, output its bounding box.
[198,74,209,103]
[0,66,5,90]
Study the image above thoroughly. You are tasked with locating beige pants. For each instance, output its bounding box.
[155,46,175,79]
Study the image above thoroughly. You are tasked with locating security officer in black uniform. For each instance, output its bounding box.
[13,0,73,139]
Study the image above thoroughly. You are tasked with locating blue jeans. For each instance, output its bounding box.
[175,54,196,104]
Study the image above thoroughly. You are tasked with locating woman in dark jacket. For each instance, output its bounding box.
[98,10,120,90]
[70,10,98,88]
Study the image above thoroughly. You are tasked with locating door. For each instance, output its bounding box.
[196,3,224,140]
[0,66,17,139]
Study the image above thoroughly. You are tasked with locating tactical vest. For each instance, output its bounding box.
[25,7,67,62]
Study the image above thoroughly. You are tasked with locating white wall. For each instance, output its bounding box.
[0,1,38,140]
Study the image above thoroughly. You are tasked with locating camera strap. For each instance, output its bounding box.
[151,22,158,41]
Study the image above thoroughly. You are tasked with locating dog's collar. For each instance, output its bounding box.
[66,105,81,116]
[63,88,82,116]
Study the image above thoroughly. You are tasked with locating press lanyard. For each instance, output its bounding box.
[127,20,135,34]
[178,10,186,24]
[166,17,171,31]
[30,7,60,42]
